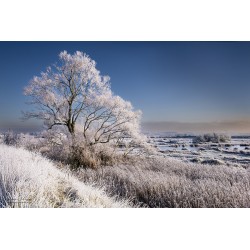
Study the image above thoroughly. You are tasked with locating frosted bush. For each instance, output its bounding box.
[3,130,20,146]
[193,133,231,144]
[19,133,41,151]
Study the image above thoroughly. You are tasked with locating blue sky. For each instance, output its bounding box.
[0,42,250,132]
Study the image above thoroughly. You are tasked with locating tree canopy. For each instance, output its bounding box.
[24,51,147,147]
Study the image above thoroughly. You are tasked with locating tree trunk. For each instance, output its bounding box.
[67,121,75,135]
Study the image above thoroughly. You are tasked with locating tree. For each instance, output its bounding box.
[24,51,147,149]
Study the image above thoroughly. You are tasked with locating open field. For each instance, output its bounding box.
[148,133,250,168]
[1,132,250,208]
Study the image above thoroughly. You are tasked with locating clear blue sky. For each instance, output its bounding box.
[0,42,250,132]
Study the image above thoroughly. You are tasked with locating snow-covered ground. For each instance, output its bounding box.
[148,134,250,168]
[0,144,130,208]
[1,133,250,208]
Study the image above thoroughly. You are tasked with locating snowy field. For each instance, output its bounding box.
[1,133,250,207]
[148,133,250,168]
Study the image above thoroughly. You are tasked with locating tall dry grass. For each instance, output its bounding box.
[73,156,250,208]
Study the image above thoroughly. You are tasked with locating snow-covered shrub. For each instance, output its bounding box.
[3,130,20,146]
[193,133,231,144]
[69,145,100,169]
[33,128,117,168]
[37,128,72,162]
[69,142,121,169]
[19,133,41,151]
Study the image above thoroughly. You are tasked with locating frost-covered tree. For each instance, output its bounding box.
[24,51,147,149]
